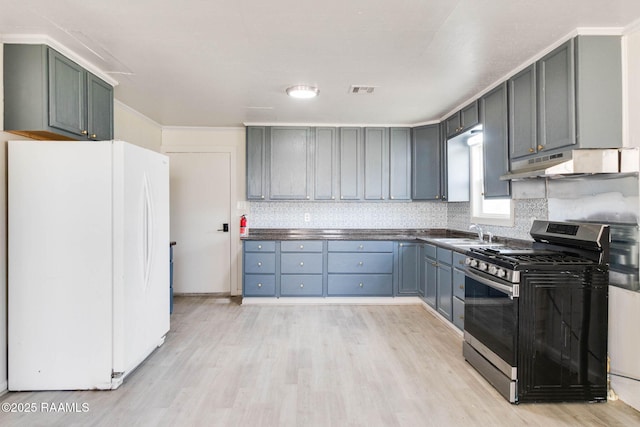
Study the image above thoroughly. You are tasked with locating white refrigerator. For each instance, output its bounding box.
[8,140,170,391]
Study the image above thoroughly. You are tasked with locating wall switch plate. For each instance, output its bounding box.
[304,213,311,222]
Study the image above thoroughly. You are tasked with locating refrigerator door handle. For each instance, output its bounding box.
[142,174,154,288]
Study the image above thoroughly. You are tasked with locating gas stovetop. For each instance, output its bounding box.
[468,247,597,269]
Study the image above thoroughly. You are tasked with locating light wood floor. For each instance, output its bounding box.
[1,296,640,426]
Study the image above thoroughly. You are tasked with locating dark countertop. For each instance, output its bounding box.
[242,228,532,250]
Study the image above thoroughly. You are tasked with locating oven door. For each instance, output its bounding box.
[464,268,518,375]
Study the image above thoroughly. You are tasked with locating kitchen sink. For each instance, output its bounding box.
[427,237,504,248]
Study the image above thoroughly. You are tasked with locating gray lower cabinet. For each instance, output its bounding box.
[327,240,394,296]
[480,82,511,198]
[423,244,437,308]
[436,247,453,321]
[4,44,113,141]
[452,252,466,330]
[280,240,323,296]
[412,124,442,201]
[243,241,277,296]
[397,242,419,295]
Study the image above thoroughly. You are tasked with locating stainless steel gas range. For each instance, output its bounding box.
[462,220,610,403]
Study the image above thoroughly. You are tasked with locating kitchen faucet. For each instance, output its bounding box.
[469,224,484,241]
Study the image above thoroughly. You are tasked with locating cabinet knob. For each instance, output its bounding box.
[300,262,304,267]
[331,196,335,200]
[459,285,464,289]
[400,243,404,247]
[306,196,310,200]
[529,148,535,153]
[90,134,97,139]
[358,245,364,249]
[341,196,344,199]
[537,145,544,151]
[435,195,440,199]
[261,196,265,199]
[381,197,384,200]
[358,261,363,266]
[257,262,262,267]
[359,283,364,288]
[390,196,394,200]
[81,130,88,135]
[257,283,263,288]
[300,283,304,288]
[299,245,304,249]
[258,245,262,249]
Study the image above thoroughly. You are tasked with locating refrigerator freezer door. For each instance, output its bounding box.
[112,141,170,376]
[8,141,114,390]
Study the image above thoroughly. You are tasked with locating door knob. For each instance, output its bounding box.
[217,223,229,232]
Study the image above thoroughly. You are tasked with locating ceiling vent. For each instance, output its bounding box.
[349,85,376,94]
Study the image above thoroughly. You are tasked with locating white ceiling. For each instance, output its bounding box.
[2,0,640,127]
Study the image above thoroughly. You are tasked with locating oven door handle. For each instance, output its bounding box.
[465,269,518,298]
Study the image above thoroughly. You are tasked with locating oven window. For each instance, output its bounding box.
[465,275,517,366]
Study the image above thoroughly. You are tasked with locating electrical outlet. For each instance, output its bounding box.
[304,213,311,222]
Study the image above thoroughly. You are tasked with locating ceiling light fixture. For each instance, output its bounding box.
[286,85,319,99]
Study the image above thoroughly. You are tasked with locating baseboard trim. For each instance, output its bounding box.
[241,296,423,305]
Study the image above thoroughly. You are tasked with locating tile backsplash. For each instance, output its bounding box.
[249,198,547,240]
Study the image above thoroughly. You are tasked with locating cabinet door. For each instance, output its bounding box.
[424,255,437,309]
[364,127,389,200]
[246,127,268,200]
[437,263,452,321]
[314,127,337,200]
[339,127,362,200]
[87,73,114,140]
[444,112,460,139]
[389,128,412,200]
[418,245,426,297]
[48,48,86,137]
[480,82,511,198]
[460,101,480,131]
[509,64,537,159]
[398,242,419,295]
[412,124,442,200]
[538,39,576,153]
[270,127,312,200]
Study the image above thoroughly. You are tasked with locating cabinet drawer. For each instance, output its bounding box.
[453,269,466,300]
[281,240,323,252]
[244,241,276,252]
[280,275,323,296]
[328,241,393,253]
[452,296,465,330]
[437,246,452,265]
[424,243,437,259]
[328,274,393,296]
[453,251,467,268]
[244,274,276,296]
[244,253,276,273]
[281,253,323,274]
[328,253,393,273]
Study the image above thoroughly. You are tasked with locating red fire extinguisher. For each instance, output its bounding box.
[240,215,248,237]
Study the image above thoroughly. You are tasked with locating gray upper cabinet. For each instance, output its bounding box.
[538,39,576,153]
[480,82,511,198]
[339,127,363,200]
[445,100,480,139]
[389,128,412,200]
[246,126,268,200]
[314,127,338,201]
[4,44,114,141]
[523,36,622,159]
[412,124,442,200]
[269,127,312,200]
[363,127,389,200]
[509,64,537,159]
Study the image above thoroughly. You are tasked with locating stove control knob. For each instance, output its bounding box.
[478,262,488,271]
[464,257,472,266]
[488,265,498,275]
[469,259,478,268]
[496,269,506,278]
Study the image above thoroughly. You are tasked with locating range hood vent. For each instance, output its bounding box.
[500,149,620,180]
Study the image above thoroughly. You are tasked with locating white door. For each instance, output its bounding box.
[169,152,232,294]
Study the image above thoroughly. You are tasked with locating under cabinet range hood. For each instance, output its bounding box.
[500,149,620,180]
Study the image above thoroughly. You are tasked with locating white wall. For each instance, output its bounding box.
[161,127,246,295]
[114,100,162,152]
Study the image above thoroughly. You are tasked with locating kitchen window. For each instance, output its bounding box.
[468,134,514,226]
